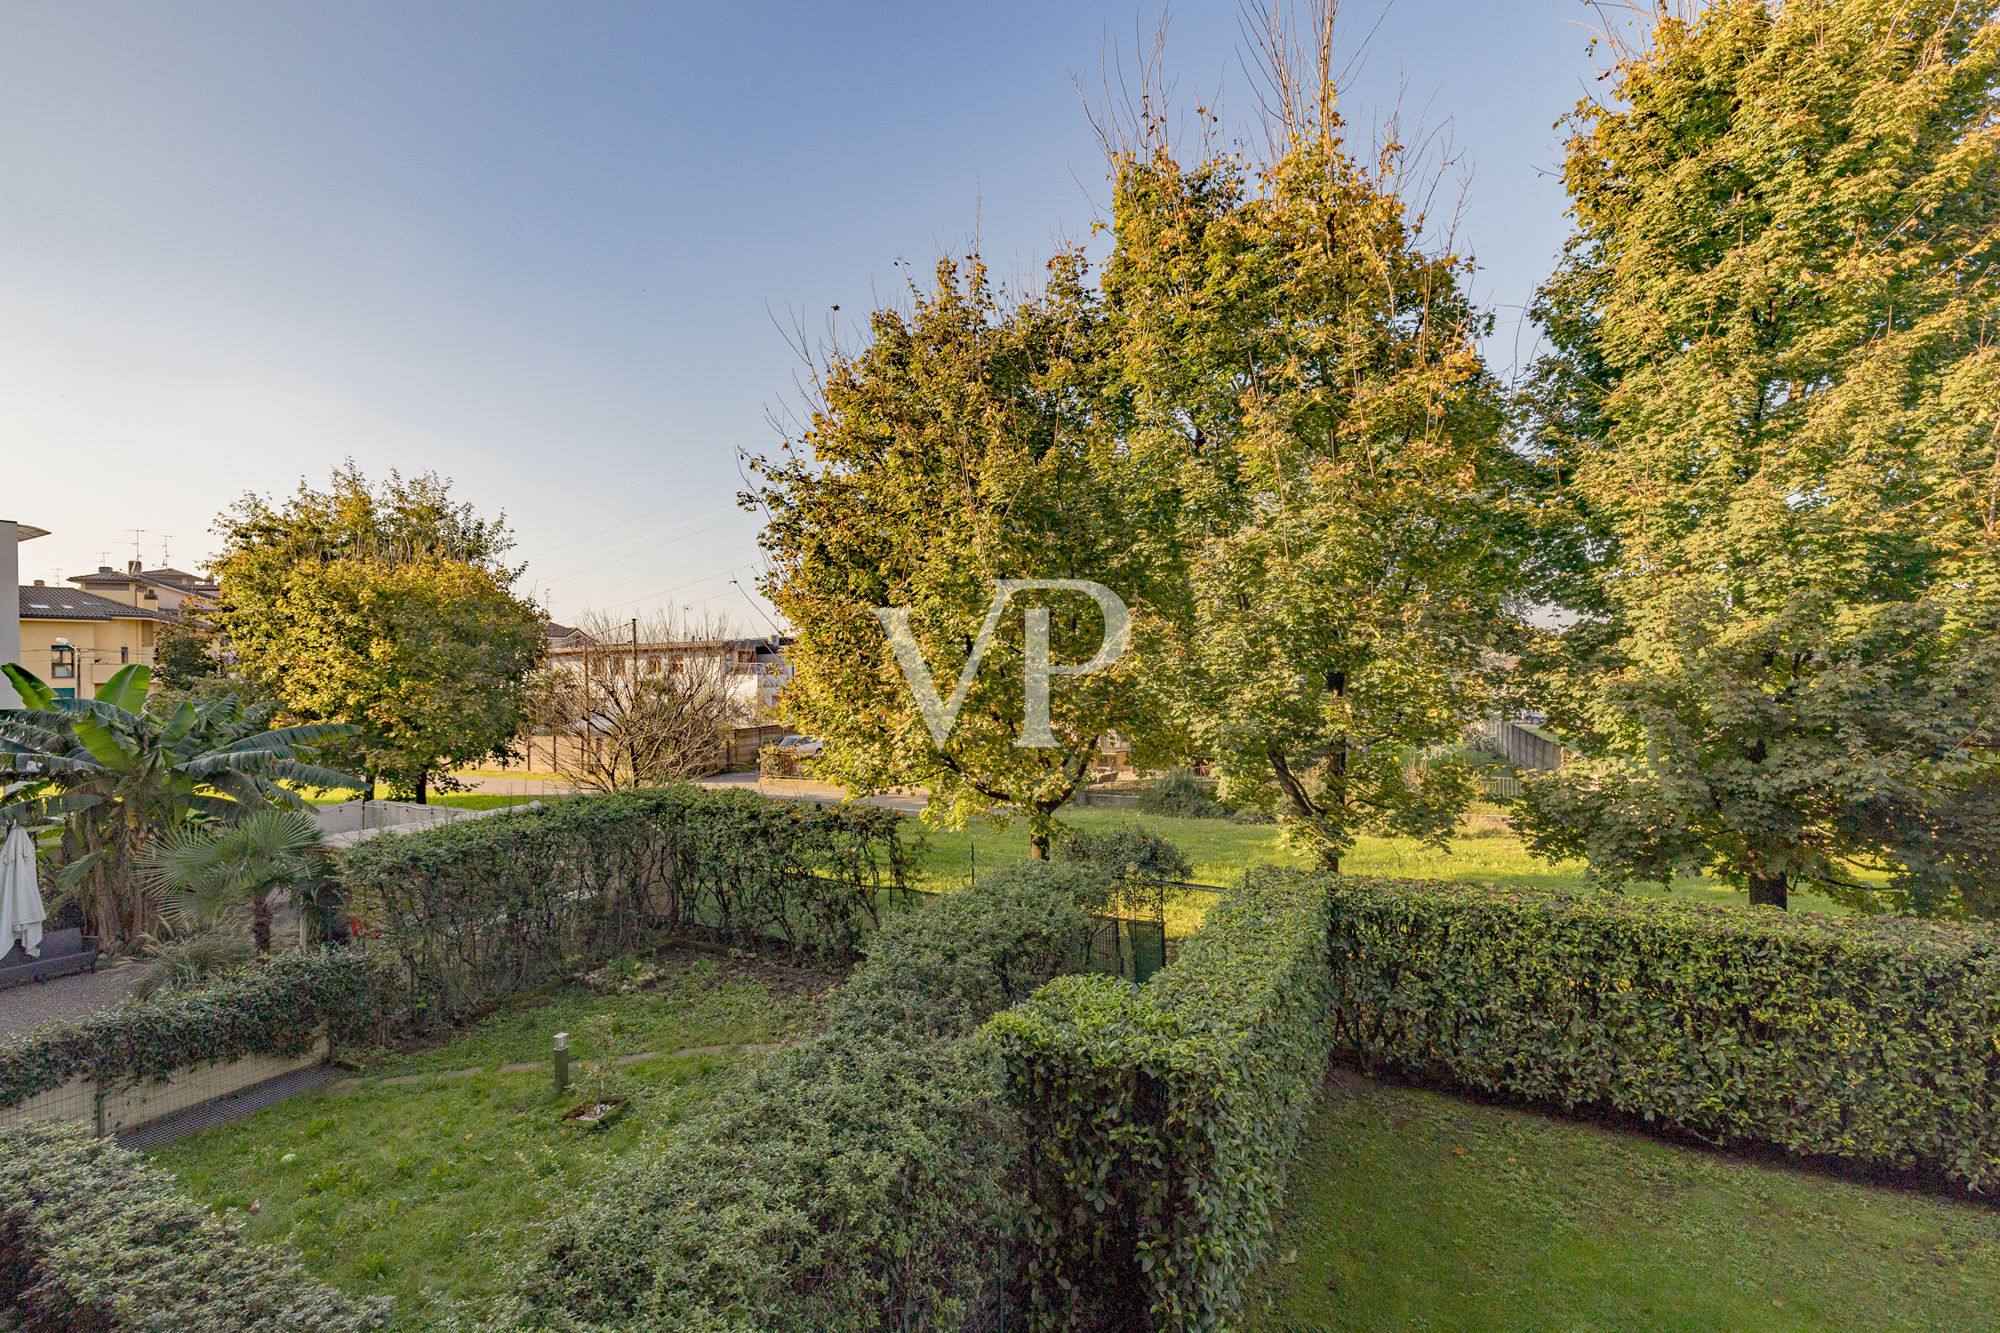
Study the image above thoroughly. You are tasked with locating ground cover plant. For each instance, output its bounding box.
[1245,1070,2000,1332]
[148,951,814,1330]
[1,1120,391,1333]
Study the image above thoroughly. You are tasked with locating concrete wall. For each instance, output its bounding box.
[0,1036,329,1137]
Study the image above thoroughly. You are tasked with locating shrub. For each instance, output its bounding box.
[336,784,914,1021]
[0,1120,392,1332]
[1136,769,1227,819]
[1325,877,2000,1190]
[510,863,1105,1333]
[1054,826,1194,885]
[0,946,388,1111]
[128,930,254,1001]
[988,868,1335,1332]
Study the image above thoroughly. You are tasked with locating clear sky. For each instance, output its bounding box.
[0,1,1605,628]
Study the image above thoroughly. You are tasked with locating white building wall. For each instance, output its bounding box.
[1,520,19,708]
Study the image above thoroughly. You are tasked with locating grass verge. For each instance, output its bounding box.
[1246,1068,2000,1332]
[906,805,1852,917]
[147,952,822,1329]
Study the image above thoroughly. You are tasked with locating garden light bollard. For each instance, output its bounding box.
[553,1032,569,1094]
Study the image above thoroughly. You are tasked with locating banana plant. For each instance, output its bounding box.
[0,663,361,944]
[138,807,326,954]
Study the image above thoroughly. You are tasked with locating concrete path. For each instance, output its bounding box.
[0,961,147,1038]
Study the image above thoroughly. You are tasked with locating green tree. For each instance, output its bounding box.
[138,807,326,954]
[756,253,1186,856]
[0,664,356,943]
[150,622,219,691]
[1105,125,1532,868]
[1515,0,2000,911]
[211,466,546,802]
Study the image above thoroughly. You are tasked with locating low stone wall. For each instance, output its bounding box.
[0,1036,328,1138]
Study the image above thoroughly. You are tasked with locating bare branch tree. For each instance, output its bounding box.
[527,610,749,793]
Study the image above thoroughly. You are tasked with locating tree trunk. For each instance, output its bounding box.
[251,892,273,954]
[1747,870,1788,910]
[414,770,428,805]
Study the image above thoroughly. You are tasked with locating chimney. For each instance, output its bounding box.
[32,579,43,586]
[128,559,143,575]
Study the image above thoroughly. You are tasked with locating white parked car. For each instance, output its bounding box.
[774,734,823,758]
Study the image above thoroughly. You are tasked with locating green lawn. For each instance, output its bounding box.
[149,953,816,1329]
[1246,1069,2000,1332]
[302,788,553,811]
[906,804,1853,917]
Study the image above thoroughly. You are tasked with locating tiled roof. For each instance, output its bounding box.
[18,587,176,622]
[68,566,218,597]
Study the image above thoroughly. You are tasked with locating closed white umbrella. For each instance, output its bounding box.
[0,825,45,958]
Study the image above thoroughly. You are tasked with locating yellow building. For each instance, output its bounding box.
[16,582,172,700]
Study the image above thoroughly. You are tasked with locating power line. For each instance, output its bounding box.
[529,499,739,580]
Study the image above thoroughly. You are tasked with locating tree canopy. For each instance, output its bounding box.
[1516,0,2000,911]
[211,466,545,801]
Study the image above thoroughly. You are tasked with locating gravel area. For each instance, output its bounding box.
[0,963,145,1037]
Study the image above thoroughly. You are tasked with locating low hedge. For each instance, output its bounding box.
[0,945,387,1110]
[988,867,1336,1333]
[509,862,1106,1333]
[337,784,914,1020]
[1326,876,2000,1189]
[0,1119,392,1332]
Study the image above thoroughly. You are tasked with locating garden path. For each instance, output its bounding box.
[0,960,144,1037]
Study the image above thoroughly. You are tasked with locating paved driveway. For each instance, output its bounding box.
[0,963,144,1038]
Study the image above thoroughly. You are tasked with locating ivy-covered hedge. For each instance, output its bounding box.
[0,946,388,1110]
[0,1119,392,1332]
[1326,876,2000,1190]
[988,868,1335,1333]
[337,784,914,1020]
[509,862,1106,1333]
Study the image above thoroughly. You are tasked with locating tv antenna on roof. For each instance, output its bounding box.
[160,535,174,566]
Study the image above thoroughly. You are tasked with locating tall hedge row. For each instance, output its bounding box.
[1326,877,2000,1190]
[0,946,388,1110]
[509,862,1107,1333]
[0,1120,392,1332]
[336,784,913,1019]
[987,868,1336,1333]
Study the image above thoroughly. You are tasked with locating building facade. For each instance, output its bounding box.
[16,583,175,699]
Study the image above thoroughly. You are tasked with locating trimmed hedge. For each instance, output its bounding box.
[1326,876,2000,1190]
[0,1119,392,1332]
[988,867,1335,1333]
[509,862,1106,1333]
[337,784,914,1020]
[0,946,387,1110]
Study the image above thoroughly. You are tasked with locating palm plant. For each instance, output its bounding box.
[138,807,326,953]
[0,663,360,944]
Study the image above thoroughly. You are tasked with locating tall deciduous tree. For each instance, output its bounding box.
[1516,0,2000,911]
[212,467,545,802]
[1104,73,1534,868]
[756,253,1185,856]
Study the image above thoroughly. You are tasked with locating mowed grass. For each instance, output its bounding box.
[905,804,1853,917]
[148,954,819,1329]
[1246,1069,2000,1333]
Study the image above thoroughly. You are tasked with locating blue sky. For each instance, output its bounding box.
[1,2,1606,626]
